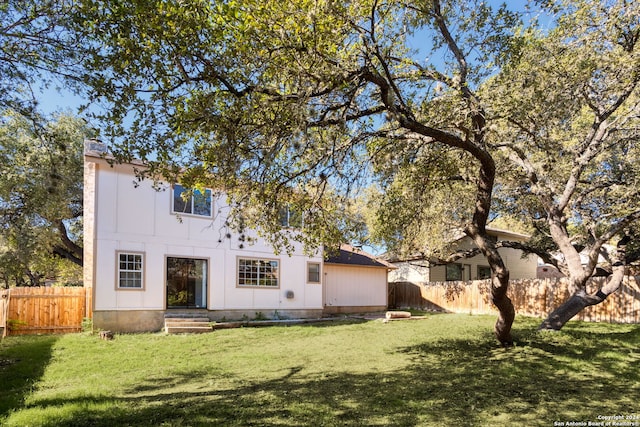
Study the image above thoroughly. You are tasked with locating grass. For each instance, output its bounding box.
[1,314,639,426]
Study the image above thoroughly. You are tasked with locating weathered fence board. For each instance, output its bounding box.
[389,276,640,324]
[0,290,8,338]
[0,287,91,336]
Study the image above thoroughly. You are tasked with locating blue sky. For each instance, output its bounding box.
[36,84,88,117]
[35,1,551,118]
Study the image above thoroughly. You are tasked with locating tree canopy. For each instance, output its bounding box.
[2,0,637,338]
[0,111,88,287]
[0,1,83,119]
[73,0,524,246]
[0,2,93,287]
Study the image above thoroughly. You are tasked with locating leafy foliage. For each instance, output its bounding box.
[0,112,89,286]
[0,1,83,119]
[68,1,522,253]
[487,0,640,278]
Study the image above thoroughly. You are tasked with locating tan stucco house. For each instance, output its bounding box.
[387,228,539,284]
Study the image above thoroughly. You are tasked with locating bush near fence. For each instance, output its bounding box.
[0,287,91,336]
[389,276,640,323]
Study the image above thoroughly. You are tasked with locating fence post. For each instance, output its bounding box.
[1,289,9,338]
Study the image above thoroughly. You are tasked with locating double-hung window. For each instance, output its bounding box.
[237,258,279,287]
[307,262,321,284]
[477,265,492,280]
[172,184,212,217]
[118,252,144,289]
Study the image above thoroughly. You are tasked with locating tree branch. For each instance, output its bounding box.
[55,220,82,266]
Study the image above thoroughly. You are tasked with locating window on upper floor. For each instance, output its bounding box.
[278,205,303,228]
[172,184,212,217]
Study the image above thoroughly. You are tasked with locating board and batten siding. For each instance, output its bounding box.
[85,155,324,331]
[323,264,388,313]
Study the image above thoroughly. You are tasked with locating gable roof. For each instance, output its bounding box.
[325,244,396,269]
[382,227,532,263]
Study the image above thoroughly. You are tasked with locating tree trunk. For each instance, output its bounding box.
[468,225,515,346]
[25,269,42,287]
[491,275,515,345]
[53,220,83,266]
[539,264,625,330]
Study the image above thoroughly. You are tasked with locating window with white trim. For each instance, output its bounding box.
[237,258,279,287]
[118,252,144,289]
[307,262,321,283]
[172,184,212,217]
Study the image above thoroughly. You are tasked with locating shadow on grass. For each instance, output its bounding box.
[6,324,640,426]
[397,327,640,424]
[0,335,58,418]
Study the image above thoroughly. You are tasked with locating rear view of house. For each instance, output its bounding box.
[83,142,391,332]
[84,144,326,332]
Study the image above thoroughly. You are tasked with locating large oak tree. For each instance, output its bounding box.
[0,112,88,286]
[487,0,640,329]
[0,2,92,286]
[70,0,523,344]
[64,0,639,341]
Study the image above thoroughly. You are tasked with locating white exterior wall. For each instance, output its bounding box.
[324,264,388,310]
[496,247,538,280]
[87,158,323,314]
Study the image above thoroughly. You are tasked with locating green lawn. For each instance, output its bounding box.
[1,314,639,426]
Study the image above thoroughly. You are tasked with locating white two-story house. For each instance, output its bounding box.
[83,142,391,332]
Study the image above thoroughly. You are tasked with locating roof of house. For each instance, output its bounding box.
[382,226,532,263]
[325,244,396,269]
[84,139,150,167]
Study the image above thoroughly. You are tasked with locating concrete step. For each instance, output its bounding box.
[165,321,211,328]
[164,317,210,323]
[164,317,213,334]
[165,325,213,334]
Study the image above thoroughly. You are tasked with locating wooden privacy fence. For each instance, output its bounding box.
[0,287,92,337]
[389,276,640,323]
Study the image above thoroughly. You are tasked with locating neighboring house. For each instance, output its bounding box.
[387,228,539,284]
[83,142,391,332]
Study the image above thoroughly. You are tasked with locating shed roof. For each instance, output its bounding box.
[325,244,395,269]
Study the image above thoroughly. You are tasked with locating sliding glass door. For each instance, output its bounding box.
[166,257,208,308]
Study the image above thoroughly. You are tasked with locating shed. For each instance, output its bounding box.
[323,245,395,314]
